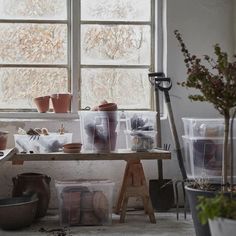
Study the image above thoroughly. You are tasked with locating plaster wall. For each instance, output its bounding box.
[0,0,234,208]
[234,0,236,53]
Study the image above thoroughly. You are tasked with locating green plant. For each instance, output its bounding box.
[174,30,236,190]
[197,194,236,225]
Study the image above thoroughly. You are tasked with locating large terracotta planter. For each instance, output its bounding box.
[33,96,50,113]
[0,131,8,150]
[12,173,51,218]
[51,93,72,113]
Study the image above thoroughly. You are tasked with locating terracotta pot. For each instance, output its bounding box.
[33,96,50,113]
[93,191,109,221]
[0,131,8,150]
[109,131,117,151]
[59,186,88,226]
[98,103,117,112]
[62,191,81,225]
[63,143,82,153]
[51,93,72,113]
[12,173,51,218]
[108,121,118,132]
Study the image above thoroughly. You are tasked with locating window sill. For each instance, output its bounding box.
[0,112,80,120]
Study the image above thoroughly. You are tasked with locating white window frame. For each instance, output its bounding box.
[78,0,156,111]
[0,0,163,119]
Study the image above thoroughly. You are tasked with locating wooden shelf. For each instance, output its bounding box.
[9,149,171,162]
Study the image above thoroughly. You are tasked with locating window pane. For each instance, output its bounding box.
[81,0,150,21]
[0,23,67,64]
[81,68,151,109]
[0,0,67,20]
[81,25,150,65]
[0,68,68,109]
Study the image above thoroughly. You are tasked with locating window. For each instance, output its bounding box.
[0,0,70,112]
[0,0,157,114]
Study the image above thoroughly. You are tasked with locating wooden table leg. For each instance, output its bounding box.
[116,160,156,223]
[115,161,130,214]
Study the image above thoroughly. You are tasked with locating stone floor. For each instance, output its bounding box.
[0,209,195,236]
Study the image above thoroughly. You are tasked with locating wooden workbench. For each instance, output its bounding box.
[7,149,170,162]
[2,148,171,223]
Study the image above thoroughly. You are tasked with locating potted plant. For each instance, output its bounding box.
[174,30,236,236]
[197,193,236,236]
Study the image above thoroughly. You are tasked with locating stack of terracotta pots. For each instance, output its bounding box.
[34,93,72,113]
[97,103,118,152]
[84,102,118,152]
[61,188,109,226]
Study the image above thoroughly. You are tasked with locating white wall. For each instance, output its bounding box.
[234,0,236,53]
[0,0,234,208]
[161,0,234,180]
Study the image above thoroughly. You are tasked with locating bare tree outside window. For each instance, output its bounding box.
[80,0,153,109]
[0,0,68,110]
[0,0,155,111]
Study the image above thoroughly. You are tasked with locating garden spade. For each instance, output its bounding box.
[148,72,187,211]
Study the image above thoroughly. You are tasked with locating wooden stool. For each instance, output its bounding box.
[115,160,156,223]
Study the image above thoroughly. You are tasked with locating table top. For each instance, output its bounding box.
[0,148,17,164]
[5,148,171,163]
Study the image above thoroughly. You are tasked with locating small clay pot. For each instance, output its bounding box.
[51,93,72,113]
[63,143,82,153]
[34,96,50,113]
[0,131,8,150]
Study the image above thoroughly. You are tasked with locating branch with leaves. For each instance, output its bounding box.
[174,30,236,190]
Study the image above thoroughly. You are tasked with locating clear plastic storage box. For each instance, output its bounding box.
[182,118,225,137]
[124,130,157,152]
[124,111,157,131]
[182,135,236,180]
[14,133,72,153]
[79,111,119,152]
[55,179,115,226]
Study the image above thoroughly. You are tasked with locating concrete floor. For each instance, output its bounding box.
[0,209,195,236]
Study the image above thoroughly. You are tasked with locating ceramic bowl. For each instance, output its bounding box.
[63,143,82,153]
[0,195,38,230]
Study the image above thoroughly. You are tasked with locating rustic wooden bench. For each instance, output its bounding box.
[2,148,171,223]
